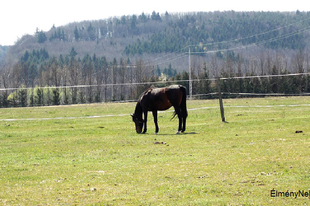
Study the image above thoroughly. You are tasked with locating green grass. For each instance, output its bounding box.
[0,97,310,205]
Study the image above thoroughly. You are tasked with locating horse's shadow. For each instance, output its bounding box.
[150,131,198,136]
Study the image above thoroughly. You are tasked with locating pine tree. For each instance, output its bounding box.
[74,26,80,40]
[37,31,47,43]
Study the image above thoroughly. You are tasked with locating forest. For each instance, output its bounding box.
[0,46,8,63]
[1,10,310,107]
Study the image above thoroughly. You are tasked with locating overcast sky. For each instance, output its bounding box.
[1,0,309,46]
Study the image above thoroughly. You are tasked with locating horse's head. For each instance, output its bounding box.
[131,114,143,133]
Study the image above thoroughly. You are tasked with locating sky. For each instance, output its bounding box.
[1,0,309,46]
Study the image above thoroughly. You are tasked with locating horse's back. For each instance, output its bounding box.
[165,85,186,105]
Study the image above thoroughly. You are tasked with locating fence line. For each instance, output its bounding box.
[192,92,310,97]
[0,72,309,92]
[0,71,309,108]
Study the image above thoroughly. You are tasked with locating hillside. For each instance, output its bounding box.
[5,11,310,63]
[0,45,8,64]
[1,10,310,107]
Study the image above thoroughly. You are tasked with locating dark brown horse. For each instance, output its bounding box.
[131,85,188,134]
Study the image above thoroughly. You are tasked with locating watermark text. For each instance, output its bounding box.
[271,188,310,199]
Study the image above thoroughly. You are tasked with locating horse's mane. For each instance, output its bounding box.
[143,86,155,94]
[138,86,155,101]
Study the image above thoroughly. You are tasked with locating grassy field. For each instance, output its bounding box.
[0,97,310,205]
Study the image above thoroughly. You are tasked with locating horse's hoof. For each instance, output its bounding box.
[176,131,181,134]
[155,132,158,135]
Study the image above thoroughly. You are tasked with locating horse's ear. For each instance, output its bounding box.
[130,114,134,117]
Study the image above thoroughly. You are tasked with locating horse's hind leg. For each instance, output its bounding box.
[181,112,187,132]
[181,107,187,132]
[173,105,183,133]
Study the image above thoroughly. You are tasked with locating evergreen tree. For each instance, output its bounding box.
[37,31,47,43]
[74,26,80,40]
[87,23,96,41]
[52,88,60,105]
[69,47,78,58]
[36,87,44,106]
[139,12,148,22]
[17,86,27,107]
[151,11,161,21]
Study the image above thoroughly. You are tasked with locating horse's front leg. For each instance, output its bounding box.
[142,110,148,134]
[152,110,159,134]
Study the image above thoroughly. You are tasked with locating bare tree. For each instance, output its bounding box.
[85,57,94,103]
[94,57,104,102]
[49,57,61,105]
[102,57,108,102]
[69,58,80,104]
[292,49,306,92]
[62,65,69,104]
[119,58,127,100]
[111,58,118,101]
[210,54,219,78]
[1,64,11,107]
[135,59,145,98]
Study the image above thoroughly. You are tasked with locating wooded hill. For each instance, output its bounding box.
[0,46,8,63]
[1,10,310,107]
[5,11,310,63]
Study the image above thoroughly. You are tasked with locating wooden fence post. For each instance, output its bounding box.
[217,77,226,122]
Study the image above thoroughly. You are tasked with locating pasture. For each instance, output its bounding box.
[0,97,310,205]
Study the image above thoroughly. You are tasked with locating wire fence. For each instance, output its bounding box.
[0,72,309,91]
[0,72,310,108]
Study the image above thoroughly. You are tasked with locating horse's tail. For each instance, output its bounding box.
[180,85,188,117]
[170,85,188,120]
[171,112,177,120]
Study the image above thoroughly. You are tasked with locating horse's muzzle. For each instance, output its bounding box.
[136,128,142,134]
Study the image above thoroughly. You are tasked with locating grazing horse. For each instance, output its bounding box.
[131,85,188,134]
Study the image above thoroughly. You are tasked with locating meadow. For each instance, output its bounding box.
[0,97,310,205]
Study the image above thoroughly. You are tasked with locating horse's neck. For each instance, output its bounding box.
[135,102,143,117]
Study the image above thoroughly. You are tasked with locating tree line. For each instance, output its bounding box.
[0,48,199,107]
[0,47,309,107]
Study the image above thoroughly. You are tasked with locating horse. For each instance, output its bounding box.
[131,85,188,134]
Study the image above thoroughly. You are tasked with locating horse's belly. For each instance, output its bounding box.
[157,103,172,111]
[151,100,172,111]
